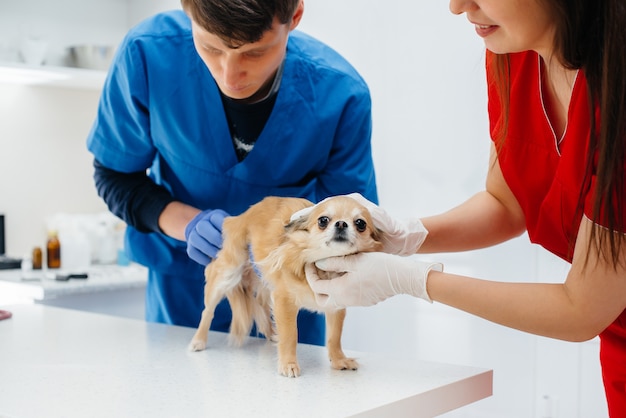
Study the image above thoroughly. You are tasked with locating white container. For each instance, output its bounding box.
[60,232,92,271]
[20,37,48,66]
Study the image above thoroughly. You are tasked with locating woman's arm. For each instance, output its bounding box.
[427,217,626,342]
[305,142,626,342]
[421,144,626,341]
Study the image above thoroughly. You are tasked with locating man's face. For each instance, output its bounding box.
[191,18,291,100]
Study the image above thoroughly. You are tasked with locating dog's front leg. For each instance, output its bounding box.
[272,289,300,377]
[326,309,358,371]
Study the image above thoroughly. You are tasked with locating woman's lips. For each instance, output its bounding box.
[474,24,498,38]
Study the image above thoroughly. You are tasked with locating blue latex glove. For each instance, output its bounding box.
[185,209,229,266]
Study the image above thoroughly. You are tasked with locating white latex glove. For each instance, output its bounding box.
[291,193,428,255]
[305,252,443,308]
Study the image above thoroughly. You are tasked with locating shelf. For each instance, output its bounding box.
[0,61,107,90]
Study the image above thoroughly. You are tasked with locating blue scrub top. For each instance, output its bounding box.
[87,10,378,344]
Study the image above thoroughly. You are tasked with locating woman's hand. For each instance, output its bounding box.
[292,193,428,255]
[305,252,443,308]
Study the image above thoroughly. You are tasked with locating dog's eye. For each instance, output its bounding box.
[354,218,367,232]
[318,216,330,229]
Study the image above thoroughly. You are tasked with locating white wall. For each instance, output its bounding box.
[300,1,491,218]
[0,1,607,417]
[0,0,181,256]
[0,84,106,255]
[298,4,531,417]
[0,0,130,66]
[298,3,605,418]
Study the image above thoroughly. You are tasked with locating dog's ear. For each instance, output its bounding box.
[284,212,310,233]
[371,226,385,245]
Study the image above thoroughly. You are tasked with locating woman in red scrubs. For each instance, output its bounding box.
[303,0,626,415]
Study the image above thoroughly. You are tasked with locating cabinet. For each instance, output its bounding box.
[0,0,180,90]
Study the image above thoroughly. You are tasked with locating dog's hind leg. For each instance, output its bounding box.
[326,309,358,371]
[188,260,242,351]
[252,284,275,342]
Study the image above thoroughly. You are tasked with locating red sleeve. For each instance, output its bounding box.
[581,101,626,232]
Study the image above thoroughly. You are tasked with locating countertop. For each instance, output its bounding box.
[0,263,147,300]
[0,305,492,418]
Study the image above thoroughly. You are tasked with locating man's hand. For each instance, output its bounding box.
[185,209,229,265]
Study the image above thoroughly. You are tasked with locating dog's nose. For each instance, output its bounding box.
[334,221,348,230]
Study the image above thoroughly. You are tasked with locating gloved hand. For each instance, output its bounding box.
[185,209,229,266]
[304,252,443,308]
[291,193,428,255]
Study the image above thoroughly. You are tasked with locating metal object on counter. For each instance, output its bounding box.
[0,256,21,270]
[0,215,22,269]
[0,214,4,255]
[54,273,88,281]
[67,45,116,71]
[20,271,89,282]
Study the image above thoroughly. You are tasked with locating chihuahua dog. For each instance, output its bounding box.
[188,196,383,377]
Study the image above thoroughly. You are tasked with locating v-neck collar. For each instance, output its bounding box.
[537,55,580,155]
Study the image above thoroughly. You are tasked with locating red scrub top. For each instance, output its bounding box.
[487,50,626,416]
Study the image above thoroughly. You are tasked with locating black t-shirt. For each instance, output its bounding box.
[220,91,277,161]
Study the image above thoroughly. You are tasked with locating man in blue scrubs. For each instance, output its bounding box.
[86,0,377,346]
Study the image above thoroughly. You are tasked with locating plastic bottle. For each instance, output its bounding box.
[32,246,42,270]
[46,231,61,269]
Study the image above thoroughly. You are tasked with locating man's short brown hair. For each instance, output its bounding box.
[181,0,300,48]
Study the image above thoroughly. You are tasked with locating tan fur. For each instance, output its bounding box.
[188,196,384,377]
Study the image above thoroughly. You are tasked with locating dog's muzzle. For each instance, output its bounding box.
[333,221,350,241]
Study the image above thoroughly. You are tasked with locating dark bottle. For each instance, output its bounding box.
[32,246,42,270]
[46,231,61,269]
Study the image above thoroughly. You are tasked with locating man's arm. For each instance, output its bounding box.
[93,159,175,234]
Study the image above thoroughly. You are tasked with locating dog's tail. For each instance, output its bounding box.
[223,216,274,346]
[227,269,274,346]
[226,282,254,347]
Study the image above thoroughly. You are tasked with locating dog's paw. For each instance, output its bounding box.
[188,339,207,352]
[278,362,301,378]
[330,357,359,371]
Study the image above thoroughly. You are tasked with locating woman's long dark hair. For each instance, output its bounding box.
[489,0,626,268]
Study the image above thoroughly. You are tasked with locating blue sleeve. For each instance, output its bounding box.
[285,31,379,205]
[86,30,155,172]
[315,87,378,204]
